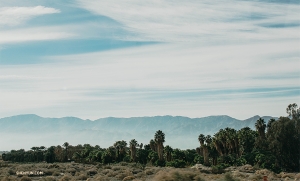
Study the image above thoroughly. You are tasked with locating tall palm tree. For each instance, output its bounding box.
[198,134,205,156]
[255,118,266,139]
[154,130,165,161]
[198,134,205,146]
[149,139,156,152]
[212,137,223,156]
[114,140,127,161]
[129,139,138,162]
[164,145,173,162]
[62,142,70,161]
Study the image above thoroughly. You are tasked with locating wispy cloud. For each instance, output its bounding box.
[1,38,299,119]
[0,26,75,44]
[0,0,299,120]
[76,0,300,42]
[0,6,60,26]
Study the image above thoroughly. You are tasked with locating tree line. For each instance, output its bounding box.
[2,103,299,173]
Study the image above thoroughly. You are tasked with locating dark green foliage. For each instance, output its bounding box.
[166,159,186,168]
[136,149,149,164]
[193,155,204,164]
[154,159,166,167]
[211,164,226,174]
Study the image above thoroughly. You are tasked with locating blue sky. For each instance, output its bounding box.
[0,0,299,120]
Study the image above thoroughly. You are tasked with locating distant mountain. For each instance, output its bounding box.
[0,114,276,151]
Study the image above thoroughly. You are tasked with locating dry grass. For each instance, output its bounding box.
[0,160,299,181]
[153,169,205,181]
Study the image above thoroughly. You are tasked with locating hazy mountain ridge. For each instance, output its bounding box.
[0,114,276,150]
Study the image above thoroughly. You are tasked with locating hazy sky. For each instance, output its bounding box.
[0,0,299,120]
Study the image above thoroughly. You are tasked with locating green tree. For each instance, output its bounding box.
[129,139,138,162]
[154,130,165,161]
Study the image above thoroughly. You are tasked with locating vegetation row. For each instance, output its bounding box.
[2,103,300,173]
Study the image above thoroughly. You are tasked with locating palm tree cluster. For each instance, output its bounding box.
[2,104,299,172]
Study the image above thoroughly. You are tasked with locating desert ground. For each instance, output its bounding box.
[1,160,299,181]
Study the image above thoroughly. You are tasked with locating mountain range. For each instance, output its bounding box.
[0,114,276,151]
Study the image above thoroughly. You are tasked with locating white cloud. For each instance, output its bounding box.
[76,0,300,42]
[0,6,60,26]
[0,39,299,119]
[0,26,75,44]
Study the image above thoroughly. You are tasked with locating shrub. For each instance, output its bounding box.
[7,169,14,175]
[193,155,204,164]
[20,176,32,181]
[76,174,88,180]
[1,176,17,181]
[166,159,186,168]
[103,165,111,169]
[59,175,73,181]
[153,170,205,181]
[122,176,135,181]
[40,176,57,181]
[211,165,225,174]
[154,160,165,167]
[223,172,240,181]
[52,171,60,176]
[211,163,230,174]
[94,175,110,181]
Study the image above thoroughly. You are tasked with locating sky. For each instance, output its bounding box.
[0,0,299,120]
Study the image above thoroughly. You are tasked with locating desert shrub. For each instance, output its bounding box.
[87,169,97,175]
[122,176,135,181]
[116,172,131,180]
[153,170,205,181]
[211,164,229,174]
[76,174,88,180]
[101,169,111,175]
[132,169,142,174]
[105,170,117,177]
[94,175,110,181]
[52,171,60,176]
[248,174,262,181]
[134,172,146,179]
[119,162,128,166]
[7,169,14,175]
[166,159,186,168]
[1,176,17,181]
[0,162,9,167]
[103,165,111,169]
[223,172,240,181]
[112,166,122,171]
[40,176,57,181]
[59,175,73,181]
[20,176,32,181]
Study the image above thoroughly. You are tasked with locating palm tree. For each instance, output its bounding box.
[255,118,266,139]
[198,134,205,156]
[212,137,223,156]
[198,134,205,146]
[129,139,138,162]
[154,130,165,161]
[164,145,173,162]
[149,139,156,152]
[62,142,70,161]
[114,140,127,161]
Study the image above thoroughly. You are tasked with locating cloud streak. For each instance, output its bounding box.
[0,0,299,120]
[77,0,300,42]
[0,6,60,26]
